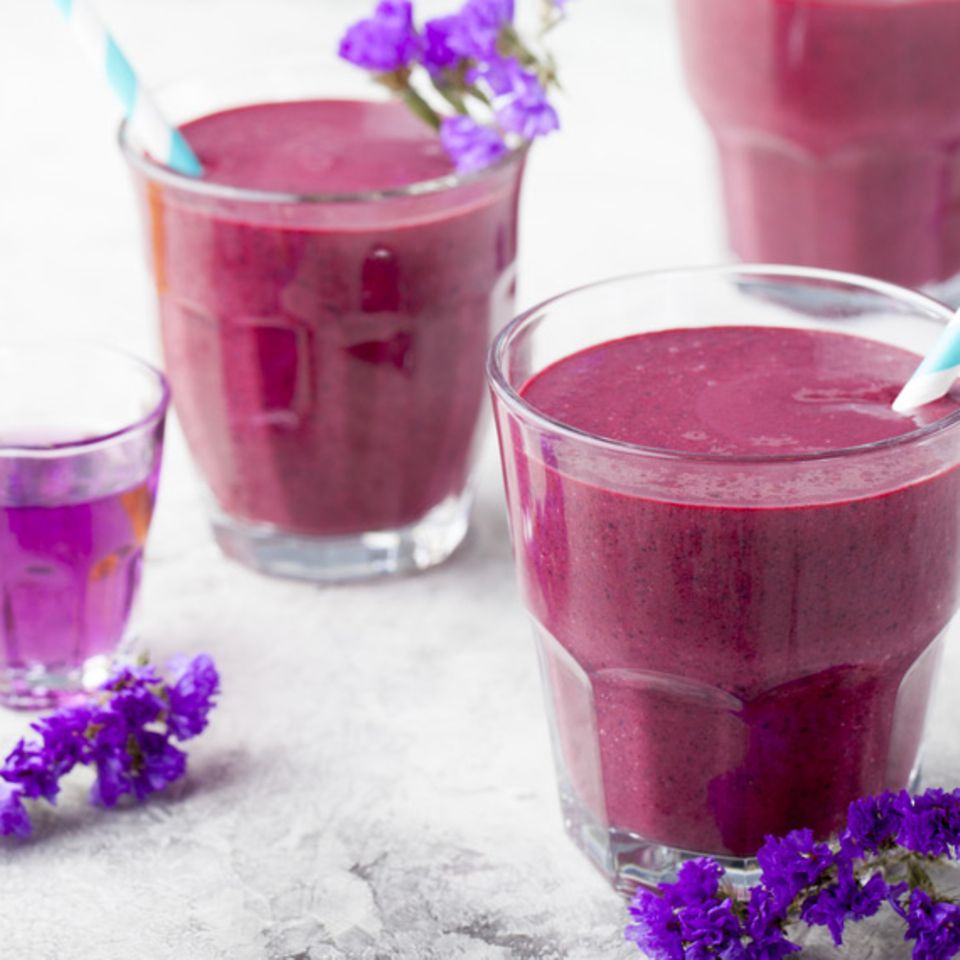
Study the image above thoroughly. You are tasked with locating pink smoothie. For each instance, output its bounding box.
[140,100,521,536]
[512,326,960,856]
[676,0,960,288]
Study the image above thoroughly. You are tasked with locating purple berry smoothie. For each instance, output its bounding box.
[510,326,960,857]
[138,99,522,538]
[675,0,960,289]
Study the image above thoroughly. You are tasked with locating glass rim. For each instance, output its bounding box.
[487,263,960,466]
[118,112,527,205]
[0,342,170,457]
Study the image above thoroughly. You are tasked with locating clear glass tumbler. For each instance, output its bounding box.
[488,266,960,892]
[675,0,960,300]
[120,68,524,581]
[0,344,168,709]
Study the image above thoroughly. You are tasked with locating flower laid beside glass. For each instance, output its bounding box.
[628,788,960,959]
[0,654,219,837]
[120,0,565,583]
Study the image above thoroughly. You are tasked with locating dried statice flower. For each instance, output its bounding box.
[339,0,565,172]
[0,653,220,837]
[627,787,960,960]
[338,0,421,72]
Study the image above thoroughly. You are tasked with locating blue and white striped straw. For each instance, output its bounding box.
[53,0,203,177]
[893,310,960,413]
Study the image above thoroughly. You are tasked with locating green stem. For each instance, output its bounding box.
[434,81,470,115]
[374,70,442,131]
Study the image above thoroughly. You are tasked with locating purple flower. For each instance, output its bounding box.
[895,889,960,959]
[467,54,524,96]
[31,705,94,770]
[800,860,888,946]
[1,705,93,802]
[2,740,60,803]
[166,654,220,740]
[101,678,166,729]
[339,0,421,72]
[90,752,133,808]
[0,781,30,837]
[422,15,464,73]
[625,889,684,960]
[0,653,219,830]
[895,788,960,859]
[843,791,901,855]
[495,70,559,140]
[669,858,727,905]
[756,829,835,914]
[679,898,746,957]
[440,115,507,172]
[461,0,514,57]
[743,891,800,960]
[128,731,187,801]
[426,0,514,63]
[627,859,751,959]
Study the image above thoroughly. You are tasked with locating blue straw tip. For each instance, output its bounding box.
[169,130,204,178]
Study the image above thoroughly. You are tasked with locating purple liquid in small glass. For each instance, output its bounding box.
[0,477,157,678]
[0,345,168,708]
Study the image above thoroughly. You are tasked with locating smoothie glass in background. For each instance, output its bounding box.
[488,266,960,891]
[0,344,168,709]
[675,0,960,298]
[120,69,524,581]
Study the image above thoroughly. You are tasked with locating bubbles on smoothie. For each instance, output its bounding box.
[750,434,799,448]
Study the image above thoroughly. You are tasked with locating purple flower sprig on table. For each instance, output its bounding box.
[0,654,220,837]
[626,788,960,959]
[339,0,567,173]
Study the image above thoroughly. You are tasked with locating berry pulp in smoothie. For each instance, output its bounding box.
[508,326,960,857]
[139,99,521,537]
[675,0,960,288]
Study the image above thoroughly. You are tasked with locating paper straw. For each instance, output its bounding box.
[53,0,203,177]
[893,310,960,413]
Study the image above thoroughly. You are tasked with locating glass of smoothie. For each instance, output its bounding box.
[488,265,960,892]
[119,68,524,581]
[674,0,960,298]
[0,343,168,709]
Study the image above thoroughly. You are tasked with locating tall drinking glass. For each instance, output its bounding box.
[675,0,960,298]
[120,69,524,581]
[0,344,168,708]
[489,266,960,891]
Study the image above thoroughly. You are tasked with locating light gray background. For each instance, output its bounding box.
[0,1,956,956]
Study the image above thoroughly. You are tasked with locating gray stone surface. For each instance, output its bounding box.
[0,1,958,957]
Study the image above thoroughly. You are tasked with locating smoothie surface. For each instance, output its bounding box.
[182,99,455,194]
[520,326,960,457]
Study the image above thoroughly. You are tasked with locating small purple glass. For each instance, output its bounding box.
[0,344,168,709]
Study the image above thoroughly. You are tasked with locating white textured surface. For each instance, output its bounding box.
[0,1,958,957]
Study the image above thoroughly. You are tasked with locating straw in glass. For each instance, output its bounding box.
[52,0,203,177]
[893,311,960,413]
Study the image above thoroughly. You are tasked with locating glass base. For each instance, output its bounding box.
[558,761,927,898]
[0,653,116,711]
[210,490,472,582]
[558,783,761,898]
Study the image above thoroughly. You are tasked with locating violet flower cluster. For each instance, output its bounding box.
[0,654,219,837]
[339,0,565,172]
[627,788,960,960]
